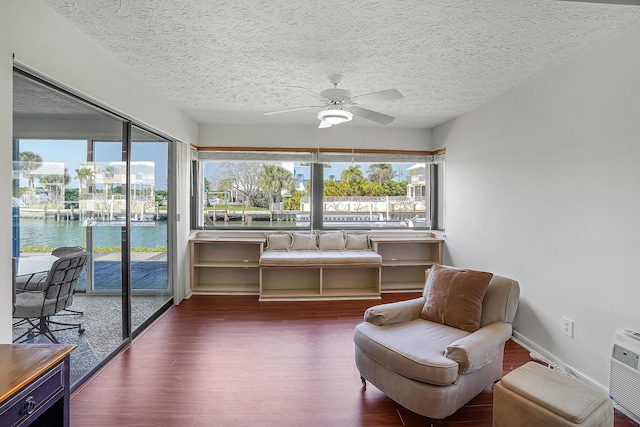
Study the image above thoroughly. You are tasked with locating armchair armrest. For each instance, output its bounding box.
[445,322,513,374]
[364,297,425,326]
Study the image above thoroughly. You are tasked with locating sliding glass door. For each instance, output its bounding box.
[12,69,174,387]
[130,127,172,333]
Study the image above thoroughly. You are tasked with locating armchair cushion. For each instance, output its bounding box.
[445,322,513,374]
[421,264,493,333]
[354,319,469,385]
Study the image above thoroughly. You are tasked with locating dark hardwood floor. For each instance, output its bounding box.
[71,294,639,426]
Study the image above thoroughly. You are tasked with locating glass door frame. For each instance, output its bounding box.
[13,66,176,383]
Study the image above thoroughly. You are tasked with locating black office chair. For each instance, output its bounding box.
[13,251,89,344]
[51,246,85,316]
[15,246,86,316]
[51,246,84,257]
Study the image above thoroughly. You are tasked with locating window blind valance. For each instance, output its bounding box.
[193,148,443,164]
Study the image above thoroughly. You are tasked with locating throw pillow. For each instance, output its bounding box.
[289,232,318,250]
[420,264,493,333]
[317,232,345,250]
[344,232,371,250]
[265,232,291,251]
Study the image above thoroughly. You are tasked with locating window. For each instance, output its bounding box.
[192,149,443,230]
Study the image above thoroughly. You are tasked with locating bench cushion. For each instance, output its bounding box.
[260,250,382,267]
[354,319,469,385]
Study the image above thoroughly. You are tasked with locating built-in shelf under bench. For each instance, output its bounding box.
[259,246,382,301]
[189,233,443,301]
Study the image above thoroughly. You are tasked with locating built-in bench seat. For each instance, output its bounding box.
[258,231,382,300]
[189,232,444,299]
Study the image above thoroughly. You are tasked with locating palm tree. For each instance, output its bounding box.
[40,168,71,220]
[340,165,364,183]
[103,165,117,198]
[258,164,294,205]
[19,151,42,203]
[74,166,95,200]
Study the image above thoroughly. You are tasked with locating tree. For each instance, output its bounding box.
[154,189,168,207]
[19,151,43,203]
[215,162,262,206]
[65,188,80,209]
[324,180,350,197]
[367,163,396,185]
[217,178,233,194]
[257,164,294,207]
[383,180,408,196]
[340,165,364,183]
[74,166,95,200]
[284,189,306,211]
[39,167,71,192]
[204,177,211,207]
[40,167,71,219]
[103,165,118,198]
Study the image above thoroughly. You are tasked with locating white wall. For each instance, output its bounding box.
[0,6,14,344]
[434,22,640,388]
[199,124,432,151]
[0,0,199,343]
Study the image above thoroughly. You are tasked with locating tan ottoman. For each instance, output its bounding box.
[493,362,613,427]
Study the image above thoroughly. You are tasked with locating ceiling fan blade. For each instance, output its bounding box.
[318,120,332,129]
[558,0,640,4]
[287,86,329,101]
[264,106,321,116]
[350,106,396,125]
[350,89,403,105]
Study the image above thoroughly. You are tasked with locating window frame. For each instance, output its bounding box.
[191,147,444,231]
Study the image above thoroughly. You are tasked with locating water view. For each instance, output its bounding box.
[18,218,167,252]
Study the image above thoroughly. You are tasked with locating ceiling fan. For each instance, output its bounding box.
[264,74,404,128]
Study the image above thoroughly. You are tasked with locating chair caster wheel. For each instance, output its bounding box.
[360,376,367,387]
[78,326,85,334]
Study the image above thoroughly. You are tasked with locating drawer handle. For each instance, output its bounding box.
[23,396,37,415]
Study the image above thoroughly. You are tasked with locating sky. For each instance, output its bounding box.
[17,139,169,190]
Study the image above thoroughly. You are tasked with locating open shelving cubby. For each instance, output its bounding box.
[190,237,264,295]
[371,237,444,292]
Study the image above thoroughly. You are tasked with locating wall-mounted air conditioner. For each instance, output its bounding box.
[610,329,640,421]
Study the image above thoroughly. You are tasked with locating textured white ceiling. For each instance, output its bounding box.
[42,0,640,128]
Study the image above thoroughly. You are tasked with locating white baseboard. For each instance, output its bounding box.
[511,331,608,395]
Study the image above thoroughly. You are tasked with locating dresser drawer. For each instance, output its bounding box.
[0,364,63,427]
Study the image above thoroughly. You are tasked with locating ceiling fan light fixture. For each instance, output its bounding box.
[317,109,353,125]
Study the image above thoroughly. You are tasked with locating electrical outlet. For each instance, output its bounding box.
[562,317,574,338]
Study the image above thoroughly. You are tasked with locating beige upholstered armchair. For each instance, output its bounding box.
[354,265,520,424]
